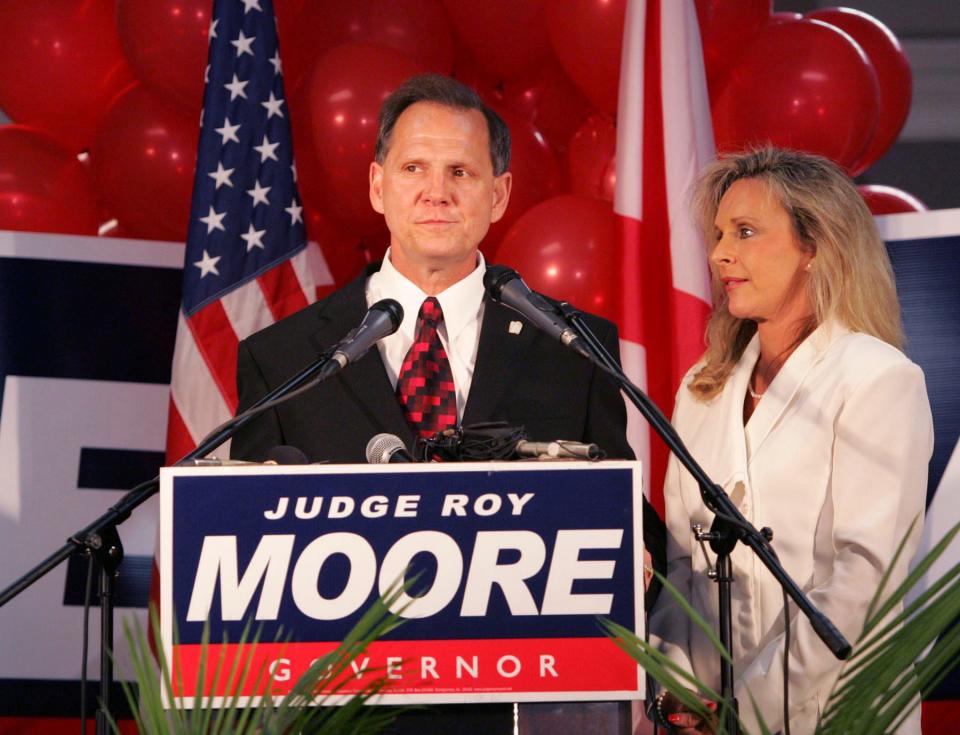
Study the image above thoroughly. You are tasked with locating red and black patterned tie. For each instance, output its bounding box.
[396,297,458,439]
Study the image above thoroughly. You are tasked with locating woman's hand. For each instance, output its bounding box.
[657,691,718,734]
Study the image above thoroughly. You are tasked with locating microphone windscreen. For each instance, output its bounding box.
[370,297,404,331]
[366,433,409,464]
[483,265,519,300]
[265,445,309,465]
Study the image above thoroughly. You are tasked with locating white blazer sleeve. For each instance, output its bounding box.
[736,359,933,733]
[649,442,695,679]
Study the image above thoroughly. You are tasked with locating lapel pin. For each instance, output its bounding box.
[508,320,523,335]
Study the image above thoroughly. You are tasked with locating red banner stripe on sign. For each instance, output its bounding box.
[172,637,639,698]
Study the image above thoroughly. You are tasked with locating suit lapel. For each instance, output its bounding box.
[462,299,539,425]
[308,273,415,449]
[745,321,839,462]
[714,336,755,491]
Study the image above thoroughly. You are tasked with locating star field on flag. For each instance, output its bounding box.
[182,0,306,315]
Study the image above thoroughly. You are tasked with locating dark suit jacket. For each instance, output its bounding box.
[230,264,665,608]
[231,265,634,462]
[229,264,666,733]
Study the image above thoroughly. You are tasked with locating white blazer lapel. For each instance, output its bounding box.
[717,336,758,516]
[745,321,842,462]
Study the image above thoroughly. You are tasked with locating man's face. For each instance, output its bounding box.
[369,101,511,277]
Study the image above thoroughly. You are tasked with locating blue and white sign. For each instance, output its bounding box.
[160,461,645,706]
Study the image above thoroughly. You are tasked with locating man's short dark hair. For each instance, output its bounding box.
[375,73,511,176]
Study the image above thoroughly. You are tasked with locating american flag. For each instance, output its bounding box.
[615,0,714,513]
[166,0,334,462]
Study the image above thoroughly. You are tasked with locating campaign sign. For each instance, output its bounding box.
[159,461,644,707]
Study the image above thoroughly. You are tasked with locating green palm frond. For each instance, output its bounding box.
[113,581,411,735]
[603,520,960,735]
[816,521,960,734]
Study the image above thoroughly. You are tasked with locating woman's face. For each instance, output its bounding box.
[709,177,815,326]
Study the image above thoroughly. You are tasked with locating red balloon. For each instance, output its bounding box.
[0,126,100,235]
[291,76,393,263]
[499,60,594,154]
[117,0,211,113]
[275,0,306,33]
[98,220,135,239]
[305,207,382,288]
[858,184,927,215]
[711,19,880,172]
[451,47,503,99]
[494,195,619,323]
[306,44,423,235]
[289,79,331,224]
[90,85,198,241]
[694,0,771,93]
[275,0,308,82]
[567,115,617,202]
[442,0,551,83]
[0,0,136,152]
[771,11,803,23]
[283,0,453,89]
[546,0,626,115]
[807,8,912,176]
[481,109,562,255]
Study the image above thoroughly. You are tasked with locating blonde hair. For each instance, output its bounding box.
[688,147,902,401]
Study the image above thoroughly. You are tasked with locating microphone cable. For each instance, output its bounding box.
[418,422,527,461]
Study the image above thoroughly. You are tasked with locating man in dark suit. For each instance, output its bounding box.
[230,265,631,462]
[231,73,633,465]
[231,73,663,734]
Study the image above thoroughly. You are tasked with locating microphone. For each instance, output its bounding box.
[264,445,309,465]
[326,298,404,373]
[184,445,310,466]
[366,433,415,464]
[515,440,601,460]
[483,266,593,359]
[184,457,260,466]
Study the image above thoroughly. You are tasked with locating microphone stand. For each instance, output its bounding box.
[558,302,851,734]
[0,348,341,735]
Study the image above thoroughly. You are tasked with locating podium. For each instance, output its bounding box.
[159,461,645,732]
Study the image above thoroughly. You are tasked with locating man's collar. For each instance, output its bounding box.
[369,249,486,339]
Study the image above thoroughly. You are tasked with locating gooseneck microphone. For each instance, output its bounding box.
[326,298,404,373]
[365,433,415,464]
[514,439,601,460]
[483,266,593,359]
[185,444,309,466]
[186,300,403,458]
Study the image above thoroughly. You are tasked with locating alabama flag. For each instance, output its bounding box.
[615,0,714,513]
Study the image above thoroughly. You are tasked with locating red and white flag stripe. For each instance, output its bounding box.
[166,241,334,464]
[615,0,714,513]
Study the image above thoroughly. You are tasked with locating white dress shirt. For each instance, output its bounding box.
[365,249,486,421]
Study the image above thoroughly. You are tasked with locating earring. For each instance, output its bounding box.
[805,262,812,272]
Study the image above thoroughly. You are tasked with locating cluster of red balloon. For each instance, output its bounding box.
[700,1,925,213]
[452,0,630,304]
[0,0,210,239]
[0,0,927,292]
[0,0,131,235]
[261,0,618,278]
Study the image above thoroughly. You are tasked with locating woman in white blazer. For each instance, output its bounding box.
[649,148,933,734]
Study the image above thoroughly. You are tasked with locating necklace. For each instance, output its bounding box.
[750,348,792,400]
[749,327,812,404]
